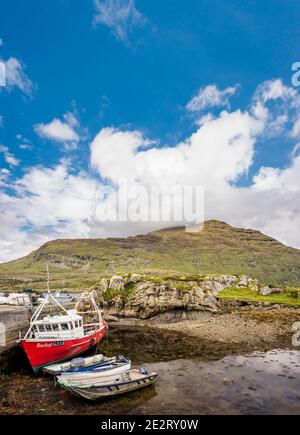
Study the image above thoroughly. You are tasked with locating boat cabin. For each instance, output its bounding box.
[29,309,85,340]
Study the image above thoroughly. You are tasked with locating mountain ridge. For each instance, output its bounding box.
[0,220,300,290]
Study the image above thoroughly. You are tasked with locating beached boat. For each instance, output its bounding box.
[19,267,108,374]
[58,368,158,401]
[57,357,131,384]
[43,353,108,375]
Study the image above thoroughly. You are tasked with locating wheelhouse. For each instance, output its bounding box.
[28,310,85,340]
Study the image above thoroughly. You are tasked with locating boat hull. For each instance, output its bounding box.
[20,324,107,373]
[60,372,158,401]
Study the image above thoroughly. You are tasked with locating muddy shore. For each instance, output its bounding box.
[108,303,300,357]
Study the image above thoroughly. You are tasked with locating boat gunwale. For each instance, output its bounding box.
[58,372,158,390]
[43,355,115,375]
[19,324,106,343]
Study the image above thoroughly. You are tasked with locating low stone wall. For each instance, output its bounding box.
[0,306,29,355]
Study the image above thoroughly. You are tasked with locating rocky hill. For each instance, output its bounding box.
[1,220,300,291]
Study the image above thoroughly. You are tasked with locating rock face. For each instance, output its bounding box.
[93,273,241,320]
[92,273,287,321]
[121,283,219,319]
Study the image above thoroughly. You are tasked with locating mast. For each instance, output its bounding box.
[46,263,50,293]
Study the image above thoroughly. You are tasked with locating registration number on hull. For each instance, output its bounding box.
[36,341,65,348]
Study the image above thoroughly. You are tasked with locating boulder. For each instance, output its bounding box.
[260,286,284,296]
[98,278,109,292]
[130,273,143,282]
[222,276,238,286]
[211,281,226,295]
[238,275,249,287]
[109,276,125,291]
[248,278,259,292]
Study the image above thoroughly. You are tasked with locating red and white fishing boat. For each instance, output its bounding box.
[19,270,108,373]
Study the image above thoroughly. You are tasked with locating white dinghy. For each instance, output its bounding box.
[57,356,131,384]
[43,354,108,376]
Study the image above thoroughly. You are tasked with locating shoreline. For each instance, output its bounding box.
[107,304,300,359]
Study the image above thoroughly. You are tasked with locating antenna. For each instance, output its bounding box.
[46,263,50,293]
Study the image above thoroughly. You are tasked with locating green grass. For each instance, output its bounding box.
[218,287,300,307]
[102,280,138,302]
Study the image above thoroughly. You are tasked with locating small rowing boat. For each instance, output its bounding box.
[58,368,158,401]
[43,353,108,375]
[57,356,131,384]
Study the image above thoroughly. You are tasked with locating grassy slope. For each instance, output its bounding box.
[218,287,300,307]
[1,220,300,291]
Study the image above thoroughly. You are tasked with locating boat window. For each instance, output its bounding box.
[52,324,59,331]
[38,325,45,332]
[45,324,52,332]
[61,323,69,330]
[69,322,73,330]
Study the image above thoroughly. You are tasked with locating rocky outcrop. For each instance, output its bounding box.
[119,283,219,319]
[92,273,289,321]
[92,273,238,320]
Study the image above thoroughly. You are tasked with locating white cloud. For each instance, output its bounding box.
[16,134,32,150]
[291,143,300,159]
[251,78,300,139]
[93,0,146,43]
[91,111,261,187]
[63,111,80,129]
[34,115,80,147]
[0,163,100,262]
[3,57,34,96]
[186,84,238,113]
[253,79,297,104]
[19,143,32,150]
[291,117,300,138]
[2,78,300,262]
[0,145,20,167]
[0,168,10,187]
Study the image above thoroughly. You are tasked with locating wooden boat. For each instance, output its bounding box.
[18,267,108,374]
[58,368,158,401]
[57,357,131,384]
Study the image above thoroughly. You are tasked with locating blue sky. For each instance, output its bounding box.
[1,0,300,261]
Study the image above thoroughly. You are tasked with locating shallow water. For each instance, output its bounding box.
[0,325,300,415]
